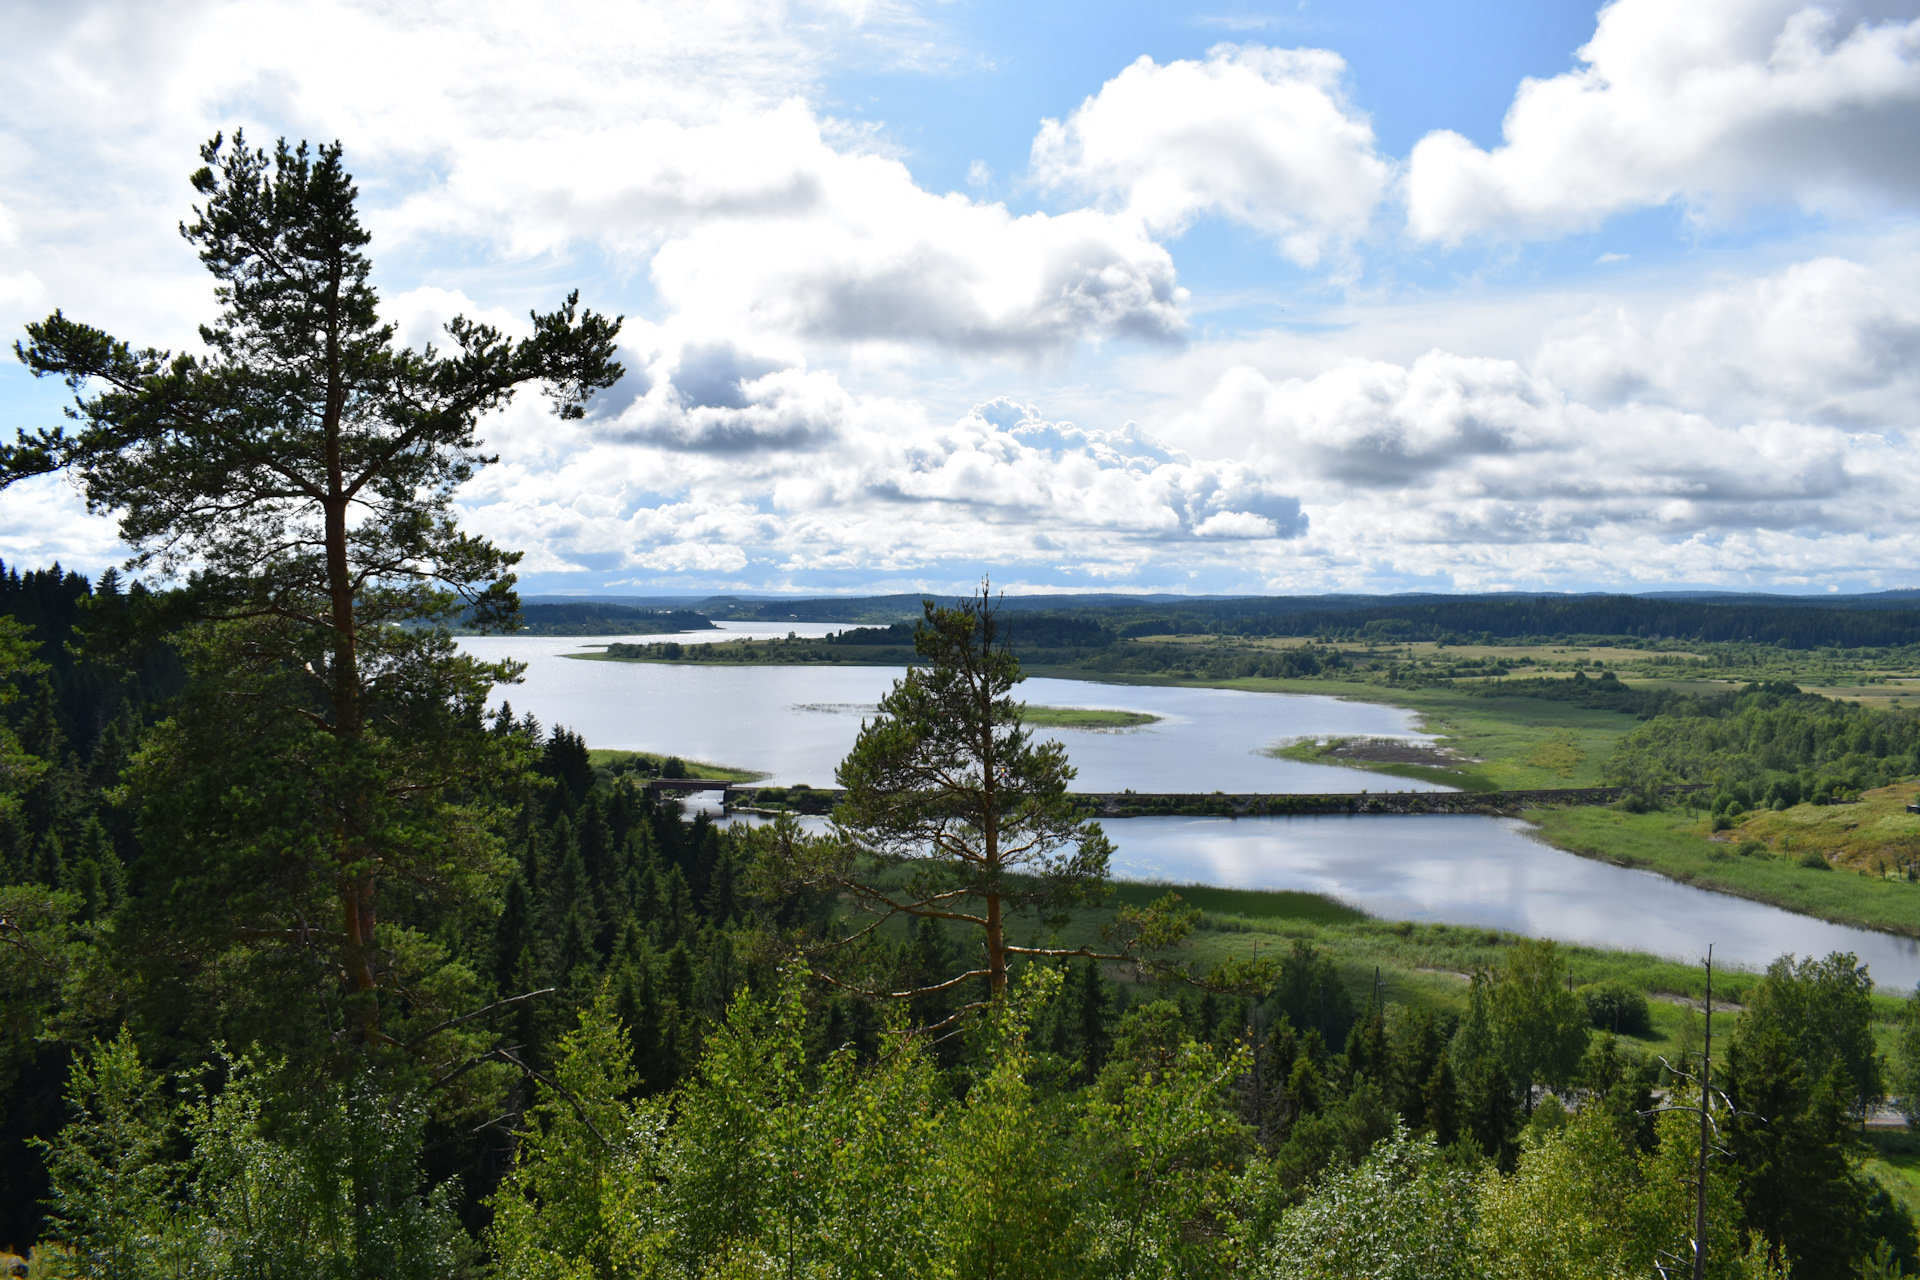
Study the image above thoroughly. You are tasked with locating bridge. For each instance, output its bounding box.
[646,777,751,795]
[718,785,1690,818]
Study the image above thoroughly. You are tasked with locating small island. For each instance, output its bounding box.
[1023,705,1161,730]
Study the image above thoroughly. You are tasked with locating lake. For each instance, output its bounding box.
[461,626,1450,794]
[460,629,1920,986]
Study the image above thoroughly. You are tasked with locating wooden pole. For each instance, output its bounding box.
[1694,944,1714,1280]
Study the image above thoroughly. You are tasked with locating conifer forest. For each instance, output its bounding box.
[8,136,1920,1280]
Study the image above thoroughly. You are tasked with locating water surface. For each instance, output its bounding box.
[462,631,1920,984]
[1105,814,1920,986]
[462,628,1445,794]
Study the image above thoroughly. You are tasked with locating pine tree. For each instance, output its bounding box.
[5,132,622,1048]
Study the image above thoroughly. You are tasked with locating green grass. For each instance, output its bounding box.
[1266,739,1501,792]
[1866,1131,1920,1218]
[1737,783,1920,873]
[1528,806,1920,939]
[585,748,765,782]
[1107,880,1368,927]
[1024,705,1161,730]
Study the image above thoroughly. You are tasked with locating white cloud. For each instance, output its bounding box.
[1158,260,1920,586]
[0,2,1187,360]
[0,473,123,570]
[6,1,1920,596]
[1406,0,1920,242]
[1031,44,1390,266]
[631,108,1187,352]
[381,286,523,354]
[443,386,1308,592]
[1535,256,1920,426]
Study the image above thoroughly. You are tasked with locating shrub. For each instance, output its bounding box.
[662,756,688,779]
[1578,981,1653,1037]
[1799,851,1832,870]
[1736,840,1766,857]
[1711,813,1733,832]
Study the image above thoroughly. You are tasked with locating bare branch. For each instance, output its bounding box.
[404,987,557,1050]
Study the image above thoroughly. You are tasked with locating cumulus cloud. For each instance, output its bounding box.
[7,1,1920,595]
[1032,44,1390,265]
[1536,257,1920,425]
[626,108,1186,352]
[0,3,1188,360]
[1406,0,1920,242]
[442,385,1310,595]
[1161,262,1918,586]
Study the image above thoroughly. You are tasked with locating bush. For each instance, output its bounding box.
[1736,839,1766,857]
[662,756,688,779]
[1800,851,1832,870]
[1578,981,1653,1037]
[1711,813,1733,832]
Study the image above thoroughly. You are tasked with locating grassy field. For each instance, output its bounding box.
[1737,783,1920,873]
[1528,792,1920,939]
[1867,1131,1920,1218]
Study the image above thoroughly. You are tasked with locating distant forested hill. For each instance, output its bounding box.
[699,592,1920,649]
[460,602,720,636]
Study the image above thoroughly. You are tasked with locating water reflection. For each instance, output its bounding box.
[1106,814,1920,986]
[719,810,1918,983]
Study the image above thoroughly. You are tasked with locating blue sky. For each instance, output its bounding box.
[2,0,1918,596]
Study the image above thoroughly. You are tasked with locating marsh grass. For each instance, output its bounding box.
[1022,706,1162,730]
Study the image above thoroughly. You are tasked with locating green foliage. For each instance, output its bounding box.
[34,1030,183,1280]
[830,586,1116,997]
[487,993,671,1279]
[1722,954,1913,1277]
[1895,988,1920,1124]
[1607,681,1920,803]
[184,1053,475,1280]
[38,1031,470,1280]
[1488,939,1590,1095]
[1739,951,1884,1119]
[1577,979,1653,1036]
[1252,1124,1477,1280]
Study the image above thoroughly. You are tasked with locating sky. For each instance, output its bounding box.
[1,0,1918,598]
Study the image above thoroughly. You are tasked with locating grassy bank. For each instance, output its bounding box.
[1868,1132,1920,1218]
[586,748,765,783]
[1527,795,1920,938]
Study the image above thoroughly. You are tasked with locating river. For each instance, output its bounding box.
[459,628,1920,986]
